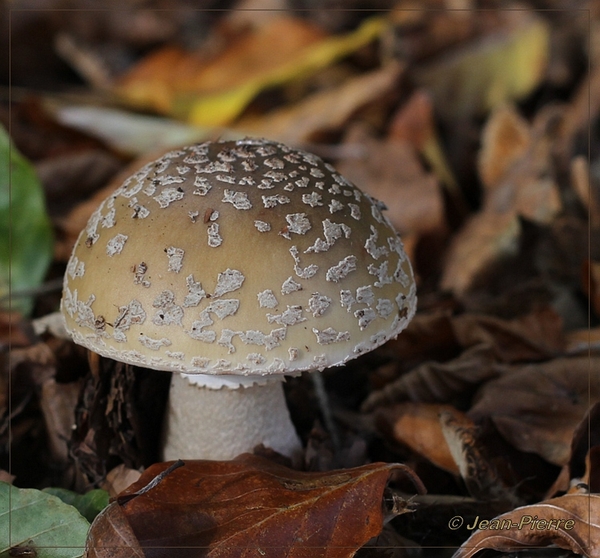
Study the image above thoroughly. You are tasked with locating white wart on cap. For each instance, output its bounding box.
[62,138,416,380]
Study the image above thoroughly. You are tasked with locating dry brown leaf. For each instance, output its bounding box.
[483,105,563,223]
[39,378,80,464]
[238,62,404,144]
[101,464,142,498]
[478,104,531,191]
[440,408,521,506]
[583,259,600,319]
[362,343,501,412]
[379,311,460,369]
[375,402,459,474]
[86,503,145,558]
[451,306,565,363]
[452,493,600,558]
[337,129,444,236]
[469,356,600,466]
[388,90,459,196]
[440,212,521,297]
[442,103,563,297]
[116,18,325,116]
[363,307,564,412]
[85,454,425,558]
[566,327,600,355]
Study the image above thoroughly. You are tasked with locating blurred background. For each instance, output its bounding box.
[2,1,600,554]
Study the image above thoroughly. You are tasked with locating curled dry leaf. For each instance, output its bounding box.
[440,408,521,507]
[115,15,386,126]
[442,102,563,298]
[239,62,404,145]
[452,493,600,558]
[337,129,444,236]
[363,307,564,412]
[85,454,425,558]
[362,344,501,413]
[469,356,600,466]
[375,402,460,474]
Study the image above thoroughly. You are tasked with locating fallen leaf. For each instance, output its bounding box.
[388,90,460,199]
[50,103,229,157]
[362,343,501,412]
[0,481,90,557]
[478,104,531,191]
[238,62,404,144]
[440,409,521,506]
[363,307,563,412]
[375,402,460,474]
[451,306,565,363]
[101,464,142,498]
[441,212,521,297]
[85,454,425,557]
[452,493,600,557]
[469,356,600,466]
[116,16,387,126]
[39,378,80,464]
[582,259,600,319]
[337,128,444,236]
[413,10,549,121]
[42,487,109,524]
[0,124,54,315]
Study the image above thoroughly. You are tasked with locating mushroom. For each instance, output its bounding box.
[61,138,417,462]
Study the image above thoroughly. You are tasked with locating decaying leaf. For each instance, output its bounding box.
[441,102,563,297]
[440,409,521,506]
[388,90,459,198]
[440,212,522,297]
[85,454,425,558]
[116,15,387,126]
[478,104,531,191]
[337,128,444,236]
[375,402,460,474]
[452,493,600,558]
[362,307,564,412]
[238,62,404,144]
[413,10,549,121]
[362,343,501,413]
[469,356,600,466]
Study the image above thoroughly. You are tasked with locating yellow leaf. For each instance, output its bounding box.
[413,12,549,120]
[185,16,387,126]
[116,16,388,127]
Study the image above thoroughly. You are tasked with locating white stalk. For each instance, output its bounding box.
[161,373,302,462]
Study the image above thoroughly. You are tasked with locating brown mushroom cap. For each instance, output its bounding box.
[61,138,416,377]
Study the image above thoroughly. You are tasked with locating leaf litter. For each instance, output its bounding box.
[2,2,600,557]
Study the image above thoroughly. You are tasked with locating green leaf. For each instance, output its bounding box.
[0,124,54,315]
[42,488,109,523]
[0,482,89,558]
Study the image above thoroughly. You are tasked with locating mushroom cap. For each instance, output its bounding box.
[61,138,416,378]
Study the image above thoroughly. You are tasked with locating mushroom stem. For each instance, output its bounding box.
[161,374,303,462]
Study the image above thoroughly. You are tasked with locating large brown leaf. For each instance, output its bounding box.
[469,356,600,466]
[85,454,425,558]
[452,493,600,557]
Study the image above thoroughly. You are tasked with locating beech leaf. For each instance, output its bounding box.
[452,493,600,557]
[0,125,54,315]
[85,454,425,557]
[116,16,386,126]
[0,482,90,558]
[469,356,600,466]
